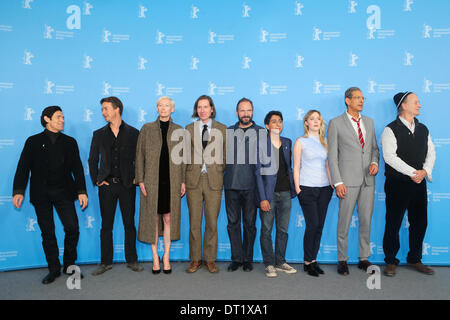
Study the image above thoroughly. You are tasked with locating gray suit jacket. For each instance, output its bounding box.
[327,112,379,187]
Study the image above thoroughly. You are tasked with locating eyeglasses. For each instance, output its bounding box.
[350,96,366,101]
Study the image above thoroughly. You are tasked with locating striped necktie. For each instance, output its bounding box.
[351,117,365,149]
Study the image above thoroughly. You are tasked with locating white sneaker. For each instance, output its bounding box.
[265,265,277,278]
[275,263,297,274]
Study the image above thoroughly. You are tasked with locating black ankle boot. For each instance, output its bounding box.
[304,264,319,277]
[311,262,324,275]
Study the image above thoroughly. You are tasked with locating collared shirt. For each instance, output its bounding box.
[223,121,263,190]
[381,116,436,181]
[346,111,367,140]
[334,112,377,187]
[198,119,212,173]
[107,121,125,178]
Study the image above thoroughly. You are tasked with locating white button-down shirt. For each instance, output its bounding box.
[346,111,367,141]
[334,112,376,187]
[381,116,436,181]
[198,119,212,173]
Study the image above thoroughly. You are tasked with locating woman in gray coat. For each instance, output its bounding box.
[135,96,185,274]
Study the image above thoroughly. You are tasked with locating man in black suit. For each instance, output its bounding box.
[12,106,88,284]
[88,96,143,275]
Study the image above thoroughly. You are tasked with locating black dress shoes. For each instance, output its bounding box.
[42,271,61,284]
[357,260,372,272]
[304,264,319,277]
[337,261,349,275]
[243,262,253,272]
[227,261,242,272]
[311,262,324,275]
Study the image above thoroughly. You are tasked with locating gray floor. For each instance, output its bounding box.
[1,262,449,300]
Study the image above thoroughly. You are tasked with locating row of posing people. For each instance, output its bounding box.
[12,87,435,284]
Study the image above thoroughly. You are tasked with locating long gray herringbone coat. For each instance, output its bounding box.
[135,118,185,244]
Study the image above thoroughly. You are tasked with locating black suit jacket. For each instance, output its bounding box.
[88,121,139,188]
[13,131,87,204]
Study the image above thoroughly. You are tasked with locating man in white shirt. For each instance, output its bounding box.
[382,92,436,277]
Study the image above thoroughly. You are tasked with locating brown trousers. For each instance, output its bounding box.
[186,173,222,262]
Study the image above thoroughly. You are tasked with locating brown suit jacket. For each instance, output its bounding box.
[184,120,227,191]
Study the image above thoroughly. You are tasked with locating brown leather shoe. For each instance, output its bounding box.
[337,261,349,275]
[357,260,372,272]
[407,262,434,275]
[204,261,219,273]
[384,264,397,277]
[186,260,202,273]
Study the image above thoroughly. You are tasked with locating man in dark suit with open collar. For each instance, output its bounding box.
[88,96,143,276]
[13,106,88,284]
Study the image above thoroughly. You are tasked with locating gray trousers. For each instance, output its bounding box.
[337,183,374,262]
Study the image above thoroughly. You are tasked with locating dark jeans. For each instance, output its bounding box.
[32,186,79,274]
[225,189,257,263]
[383,177,428,265]
[298,185,333,262]
[98,182,138,265]
[259,191,292,267]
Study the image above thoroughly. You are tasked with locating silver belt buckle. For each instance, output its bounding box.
[112,177,120,183]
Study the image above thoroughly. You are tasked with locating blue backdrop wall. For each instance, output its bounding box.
[1,0,449,271]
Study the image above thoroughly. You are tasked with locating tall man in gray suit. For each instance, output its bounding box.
[327,87,380,275]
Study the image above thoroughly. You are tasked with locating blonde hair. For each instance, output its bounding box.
[156,96,175,108]
[303,109,328,152]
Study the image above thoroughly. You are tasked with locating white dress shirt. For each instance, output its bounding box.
[346,111,367,141]
[381,116,436,181]
[334,112,377,187]
[198,119,212,173]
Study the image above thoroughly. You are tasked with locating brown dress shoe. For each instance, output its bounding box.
[407,262,434,275]
[357,260,372,272]
[384,264,397,277]
[337,261,349,275]
[186,260,202,273]
[205,261,219,273]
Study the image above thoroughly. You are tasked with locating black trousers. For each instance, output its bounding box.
[297,185,333,262]
[98,182,138,265]
[32,186,79,274]
[383,177,428,265]
[225,189,257,263]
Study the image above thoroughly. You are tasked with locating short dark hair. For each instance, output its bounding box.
[41,105,62,127]
[264,110,283,125]
[100,96,123,115]
[344,87,361,107]
[192,95,216,119]
[236,97,253,111]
